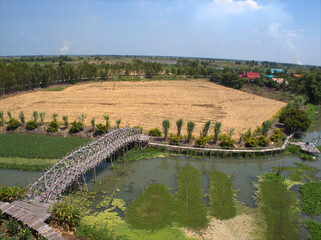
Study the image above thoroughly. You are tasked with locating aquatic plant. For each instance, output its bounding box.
[299,182,321,216]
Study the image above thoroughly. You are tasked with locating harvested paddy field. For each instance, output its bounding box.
[0,80,286,135]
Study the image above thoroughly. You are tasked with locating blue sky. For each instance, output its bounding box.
[0,0,320,66]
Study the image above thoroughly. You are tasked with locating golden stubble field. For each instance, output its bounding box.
[0,80,286,136]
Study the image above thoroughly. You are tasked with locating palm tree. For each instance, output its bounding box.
[7,111,12,120]
[52,113,58,122]
[19,111,25,126]
[162,119,170,139]
[214,122,221,144]
[62,116,68,128]
[39,112,46,125]
[91,118,95,131]
[103,114,110,130]
[176,119,183,137]
[33,111,38,122]
[79,113,87,123]
[0,111,4,126]
[187,121,195,142]
[202,120,211,137]
[116,119,121,128]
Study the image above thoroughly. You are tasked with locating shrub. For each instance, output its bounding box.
[220,134,235,148]
[195,136,208,147]
[169,134,180,145]
[213,122,222,144]
[76,223,117,240]
[78,113,87,123]
[0,186,25,202]
[52,113,58,122]
[8,218,19,236]
[7,111,12,120]
[116,119,121,128]
[50,199,81,231]
[126,184,175,230]
[306,220,321,240]
[299,182,321,216]
[148,128,162,137]
[6,118,20,130]
[91,118,95,131]
[94,123,108,135]
[162,119,170,139]
[69,121,84,133]
[19,226,32,240]
[19,111,25,126]
[25,120,39,130]
[269,128,284,143]
[245,137,257,148]
[46,121,59,133]
[258,135,270,147]
[103,114,110,130]
[262,120,272,136]
[133,126,143,133]
[0,210,4,223]
[279,108,311,132]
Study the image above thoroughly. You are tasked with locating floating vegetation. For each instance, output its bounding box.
[209,171,236,220]
[255,173,300,240]
[299,182,321,216]
[125,184,175,230]
[305,220,321,240]
[116,147,167,163]
[176,166,207,228]
[271,162,316,182]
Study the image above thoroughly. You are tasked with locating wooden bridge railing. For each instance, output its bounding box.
[29,127,149,203]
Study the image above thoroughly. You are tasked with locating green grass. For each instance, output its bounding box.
[299,182,321,216]
[176,166,208,228]
[317,146,321,151]
[43,85,69,91]
[0,157,57,171]
[209,171,236,220]
[306,104,316,125]
[306,220,321,240]
[0,134,91,159]
[288,169,305,182]
[256,173,300,240]
[116,147,166,163]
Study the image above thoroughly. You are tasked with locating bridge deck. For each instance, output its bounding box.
[0,200,63,240]
[289,142,320,154]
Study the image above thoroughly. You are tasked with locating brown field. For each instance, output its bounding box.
[0,80,286,136]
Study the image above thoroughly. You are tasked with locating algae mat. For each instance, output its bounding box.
[0,80,286,135]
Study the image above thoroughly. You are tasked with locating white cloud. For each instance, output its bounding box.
[211,0,263,13]
[32,38,37,41]
[59,45,69,55]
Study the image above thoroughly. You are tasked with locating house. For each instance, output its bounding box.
[271,69,284,74]
[292,74,302,78]
[239,72,261,81]
[272,77,288,85]
[265,75,274,78]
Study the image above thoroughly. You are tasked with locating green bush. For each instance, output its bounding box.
[50,199,81,231]
[94,123,108,135]
[148,128,162,137]
[257,135,270,147]
[299,182,321,216]
[162,119,170,139]
[126,184,175,230]
[195,136,207,147]
[245,137,257,148]
[8,218,19,236]
[6,118,20,130]
[209,171,236,219]
[219,134,235,148]
[306,220,321,240]
[0,210,4,223]
[76,223,118,240]
[176,166,208,228]
[46,121,59,133]
[279,107,311,132]
[0,186,25,202]
[169,134,180,145]
[25,120,39,130]
[19,226,32,240]
[69,121,84,133]
[269,128,284,143]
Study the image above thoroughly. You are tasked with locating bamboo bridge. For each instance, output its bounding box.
[0,127,149,240]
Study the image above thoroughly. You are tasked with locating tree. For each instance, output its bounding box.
[91,118,95,131]
[116,119,121,128]
[279,108,311,132]
[262,120,272,136]
[103,114,110,131]
[19,111,25,126]
[187,121,195,142]
[39,112,46,125]
[201,120,211,137]
[213,122,221,144]
[176,119,183,137]
[162,119,170,139]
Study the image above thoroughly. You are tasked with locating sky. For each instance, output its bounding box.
[0,0,320,66]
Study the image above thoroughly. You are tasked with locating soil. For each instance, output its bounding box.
[0,80,286,136]
[183,214,255,240]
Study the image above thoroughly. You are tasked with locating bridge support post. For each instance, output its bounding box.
[93,167,96,183]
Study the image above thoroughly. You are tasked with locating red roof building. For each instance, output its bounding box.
[238,72,261,81]
[292,74,302,78]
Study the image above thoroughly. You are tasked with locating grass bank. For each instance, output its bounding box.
[0,134,91,159]
[43,85,69,91]
[0,157,57,171]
